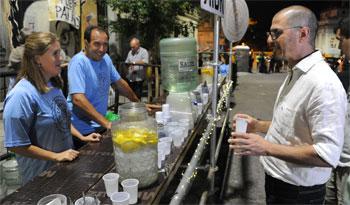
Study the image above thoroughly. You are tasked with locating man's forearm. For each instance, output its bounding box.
[10,145,59,161]
[115,79,139,102]
[267,143,331,167]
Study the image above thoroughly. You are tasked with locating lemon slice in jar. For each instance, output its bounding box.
[120,141,141,152]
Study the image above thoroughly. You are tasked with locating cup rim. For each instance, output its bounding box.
[37,194,67,205]
[121,178,139,187]
[102,173,119,181]
[236,117,248,122]
[110,192,130,202]
[75,196,100,205]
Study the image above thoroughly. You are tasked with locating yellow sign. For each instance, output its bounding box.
[81,0,98,49]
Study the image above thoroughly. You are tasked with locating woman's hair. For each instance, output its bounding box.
[17,32,63,93]
[339,17,350,39]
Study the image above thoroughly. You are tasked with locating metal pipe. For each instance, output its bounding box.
[215,109,230,165]
[219,148,233,200]
[210,14,220,194]
[226,42,233,108]
[169,119,215,205]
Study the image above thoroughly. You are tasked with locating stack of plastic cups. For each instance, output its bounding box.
[178,119,190,138]
[155,111,163,125]
[155,111,166,139]
[162,104,171,123]
[157,148,165,169]
[159,137,172,156]
[202,93,209,105]
[197,102,203,117]
[174,129,184,147]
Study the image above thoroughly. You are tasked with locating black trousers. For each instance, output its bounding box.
[128,80,144,99]
[265,174,326,205]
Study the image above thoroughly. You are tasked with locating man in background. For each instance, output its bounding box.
[125,37,149,99]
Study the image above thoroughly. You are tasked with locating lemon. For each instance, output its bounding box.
[120,141,140,153]
[112,128,158,152]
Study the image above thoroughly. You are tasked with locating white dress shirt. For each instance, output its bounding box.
[260,51,347,186]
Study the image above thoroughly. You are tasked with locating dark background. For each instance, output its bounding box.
[240,0,350,50]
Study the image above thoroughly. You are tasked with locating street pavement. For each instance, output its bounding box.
[223,72,287,205]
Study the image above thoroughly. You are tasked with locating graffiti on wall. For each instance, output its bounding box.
[8,0,35,48]
[0,0,80,62]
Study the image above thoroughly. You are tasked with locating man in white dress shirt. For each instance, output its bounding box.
[228,5,347,204]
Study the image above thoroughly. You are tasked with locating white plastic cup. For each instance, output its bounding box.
[102,173,119,197]
[37,194,67,205]
[235,117,248,133]
[110,192,130,205]
[74,196,100,205]
[162,104,170,115]
[121,179,139,204]
[155,111,163,124]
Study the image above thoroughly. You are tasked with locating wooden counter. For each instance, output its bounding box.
[1,113,208,205]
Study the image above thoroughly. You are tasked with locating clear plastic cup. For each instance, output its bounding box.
[110,192,130,205]
[171,130,183,147]
[121,179,139,204]
[37,194,67,205]
[158,138,172,155]
[74,196,100,205]
[102,173,119,197]
[235,117,248,133]
[162,104,170,115]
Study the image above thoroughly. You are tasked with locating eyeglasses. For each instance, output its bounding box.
[266,26,303,40]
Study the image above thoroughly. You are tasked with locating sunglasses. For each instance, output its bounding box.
[266,26,303,40]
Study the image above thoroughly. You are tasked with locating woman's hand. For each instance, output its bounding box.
[81,133,102,142]
[55,149,79,162]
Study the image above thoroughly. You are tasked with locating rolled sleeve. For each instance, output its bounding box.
[4,91,35,148]
[308,83,347,167]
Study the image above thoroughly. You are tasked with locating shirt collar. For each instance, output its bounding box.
[293,50,323,73]
[132,48,140,55]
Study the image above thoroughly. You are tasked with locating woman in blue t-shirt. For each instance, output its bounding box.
[3,32,100,184]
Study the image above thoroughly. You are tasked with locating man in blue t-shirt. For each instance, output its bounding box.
[67,26,139,148]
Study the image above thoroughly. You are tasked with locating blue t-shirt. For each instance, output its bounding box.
[220,64,229,76]
[67,52,120,134]
[3,78,73,184]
